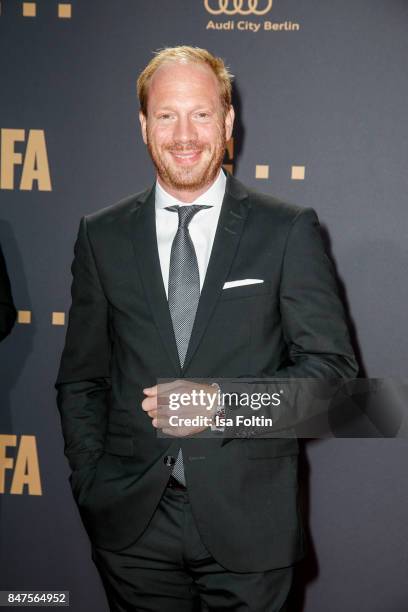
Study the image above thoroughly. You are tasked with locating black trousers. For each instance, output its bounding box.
[91,484,293,612]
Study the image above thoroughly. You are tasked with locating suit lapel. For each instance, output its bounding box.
[129,175,250,376]
[182,175,250,372]
[129,186,182,375]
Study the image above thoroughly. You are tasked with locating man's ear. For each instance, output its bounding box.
[224,105,235,142]
[139,111,148,145]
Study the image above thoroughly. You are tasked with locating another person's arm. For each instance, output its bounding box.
[0,244,17,342]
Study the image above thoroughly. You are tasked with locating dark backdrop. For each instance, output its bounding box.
[1,1,407,610]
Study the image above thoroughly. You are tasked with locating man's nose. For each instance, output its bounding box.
[173,116,197,142]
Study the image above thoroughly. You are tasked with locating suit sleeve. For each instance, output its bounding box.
[219,208,358,436]
[55,217,111,472]
[276,207,358,379]
[0,245,17,342]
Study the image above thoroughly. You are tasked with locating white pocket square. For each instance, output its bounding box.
[223,279,264,289]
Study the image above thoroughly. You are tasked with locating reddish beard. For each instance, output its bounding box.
[146,133,226,192]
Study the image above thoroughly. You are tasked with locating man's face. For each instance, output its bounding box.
[139,61,234,194]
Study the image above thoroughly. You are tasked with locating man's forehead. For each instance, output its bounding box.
[149,60,218,89]
[145,61,222,114]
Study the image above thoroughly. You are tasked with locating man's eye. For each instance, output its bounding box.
[158,114,173,120]
[196,112,210,119]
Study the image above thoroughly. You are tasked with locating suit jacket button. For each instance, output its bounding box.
[163,455,175,467]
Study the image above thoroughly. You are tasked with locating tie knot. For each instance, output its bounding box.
[165,204,212,228]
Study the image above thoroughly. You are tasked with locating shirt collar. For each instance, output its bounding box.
[155,169,226,210]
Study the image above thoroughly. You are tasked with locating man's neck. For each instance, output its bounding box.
[156,171,222,203]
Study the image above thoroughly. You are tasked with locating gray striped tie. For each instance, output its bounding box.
[165,204,211,485]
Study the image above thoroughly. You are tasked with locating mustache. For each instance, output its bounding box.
[165,142,206,152]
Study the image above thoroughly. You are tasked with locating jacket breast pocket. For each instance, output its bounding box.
[219,280,273,301]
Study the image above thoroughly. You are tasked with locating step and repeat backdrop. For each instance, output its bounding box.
[1,1,407,610]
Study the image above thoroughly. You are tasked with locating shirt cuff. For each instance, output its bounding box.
[210,382,226,432]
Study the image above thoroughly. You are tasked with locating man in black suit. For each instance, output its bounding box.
[56,46,357,611]
[0,244,16,342]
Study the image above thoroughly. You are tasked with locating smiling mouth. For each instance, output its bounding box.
[170,150,202,163]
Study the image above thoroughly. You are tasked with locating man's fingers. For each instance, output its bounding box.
[160,427,193,437]
[154,415,172,429]
[157,380,185,393]
[143,385,158,396]
[141,396,157,411]
[144,380,184,395]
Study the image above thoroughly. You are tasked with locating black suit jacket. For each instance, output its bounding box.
[0,244,16,342]
[56,174,357,571]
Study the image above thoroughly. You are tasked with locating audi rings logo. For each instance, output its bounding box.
[204,0,273,16]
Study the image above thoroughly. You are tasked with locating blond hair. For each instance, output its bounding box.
[137,46,233,116]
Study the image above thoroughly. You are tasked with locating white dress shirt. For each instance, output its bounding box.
[155,169,226,297]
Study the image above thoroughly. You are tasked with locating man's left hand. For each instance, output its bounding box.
[141,379,218,436]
